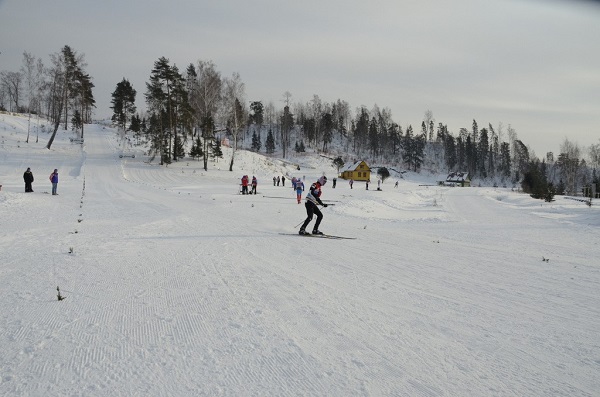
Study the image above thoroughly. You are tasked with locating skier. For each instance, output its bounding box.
[49,169,59,195]
[332,177,337,188]
[23,167,34,192]
[251,176,257,195]
[282,176,285,187]
[295,177,304,204]
[299,176,328,235]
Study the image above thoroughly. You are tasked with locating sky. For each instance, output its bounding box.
[1,0,599,157]
[1,112,599,395]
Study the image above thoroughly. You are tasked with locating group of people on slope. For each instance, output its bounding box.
[240,175,258,195]
[272,175,286,186]
[21,168,59,195]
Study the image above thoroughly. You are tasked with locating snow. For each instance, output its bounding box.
[1,112,599,396]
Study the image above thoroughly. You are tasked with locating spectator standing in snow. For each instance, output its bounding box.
[366,179,369,190]
[299,176,328,235]
[49,169,59,195]
[273,176,276,186]
[332,177,337,188]
[277,176,280,186]
[377,179,381,191]
[282,176,285,187]
[241,175,249,195]
[251,176,257,195]
[349,179,354,189]
[295,178,304,204]
[23,167,34,192]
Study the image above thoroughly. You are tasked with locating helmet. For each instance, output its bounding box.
[318,176,327,186]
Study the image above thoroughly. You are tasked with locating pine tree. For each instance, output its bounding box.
[252,131,262,152]
[265,129,275,153]
[111,78,137,133]
[189,136,204,160]
[212,137,223,160]
[173,135,185,160]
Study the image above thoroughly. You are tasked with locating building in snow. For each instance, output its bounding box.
[445,172,471,187]
[340,161,371,181]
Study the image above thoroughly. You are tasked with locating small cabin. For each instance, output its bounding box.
[446,172,471,187]
[340,161,371,181]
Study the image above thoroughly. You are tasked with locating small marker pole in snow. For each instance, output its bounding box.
[57,286,66,301]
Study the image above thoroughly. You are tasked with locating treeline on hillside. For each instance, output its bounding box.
[2,49,599,198]
[0,46,95,148]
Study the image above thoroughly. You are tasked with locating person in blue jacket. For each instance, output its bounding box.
[49,169,59,195]
[299,176,328,235]
[295,178,304,204]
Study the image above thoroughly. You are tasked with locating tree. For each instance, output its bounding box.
[21,52,44,143]
[201,115,215,170]
[211,136,223,160]
[111,78,137,133]
[249,101,264,128]
[403,126,425,171]
[44,45,92,149]
[424,110,434,141]
[321,112,334,153]
[188,60,221,171]
[265,129,275,153]
[557,138,581,195]
[369,116,379,158]
[280,105,294,157]
[73,70,95,139]
[222,72,246,171]
[522,160,554,202]
[251,130,262,152]
[71,110,82,132]
[333,157,345,173]
[45,48,68,149]
[0,70,23,112]
[189,135,204,160]
[477,127,489,177]
[145,70,167,163]
[377,167,391,182]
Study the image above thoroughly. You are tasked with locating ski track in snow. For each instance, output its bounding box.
[1,113,600,396]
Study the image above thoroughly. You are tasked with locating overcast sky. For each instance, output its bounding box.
[1,0,599,156]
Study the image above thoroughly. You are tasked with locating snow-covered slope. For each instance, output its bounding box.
[1,112,599,396]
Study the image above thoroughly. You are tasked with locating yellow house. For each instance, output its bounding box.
[340,161,371,181]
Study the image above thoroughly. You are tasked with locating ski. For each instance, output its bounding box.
[279,233,356,240]
[262,195,296,199]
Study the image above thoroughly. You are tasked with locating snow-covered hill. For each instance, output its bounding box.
[1,112,599,396]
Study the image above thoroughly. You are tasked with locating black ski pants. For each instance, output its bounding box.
[301,201,322,231]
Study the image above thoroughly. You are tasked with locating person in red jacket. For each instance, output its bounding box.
[241,175,249,195]
[299,176,328,235]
